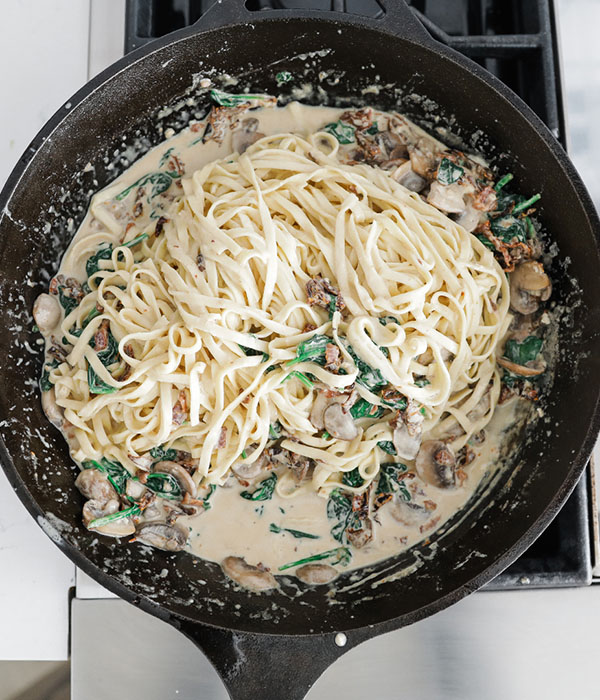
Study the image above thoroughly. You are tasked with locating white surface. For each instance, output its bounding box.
[72,587,600,700]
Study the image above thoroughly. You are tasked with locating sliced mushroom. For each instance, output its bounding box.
[346,517,373,549]
[153,461,197,498]
[454,205,481,233]
[75,469,117,504]
[391,161,427,192]
[232,118,264,154]
[295,563,339,585]
[497,356,546,377]
[231,450,267,480]
[427,181,466,214]
[134,522,188,551]
[416,440,457,489]
[125,478,147,501]
[323,403,358,441]
[41,387,63,428]
[509,261,552,315]
[390,499,430,527]
[83,499,135,537]
[408,139,437,178]
[33,293,61,335]
[128,453,153,472]
[376,130,408,160]
[221,556,278,592]
[392,422,421,461]
[82,498,119,526]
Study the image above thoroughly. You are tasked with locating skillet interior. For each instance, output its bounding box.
[1,14,599,637]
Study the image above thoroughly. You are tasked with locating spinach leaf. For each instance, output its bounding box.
[365,123,379,135]
[87,366,118,394]
[350,398,385,420]
[415,376,430,388]
[278,546,351,571]
[287,334,332,367]
[503,335,543,366]
[241,473,277,501]
[202,484,217,511]
[476,233,496,251]
[145,472,184,501]
[377,462,410,502]
[210,88,273,107]
[40,359,59,392]
[283,371,314,390]
[149,444,178,463]
[326,489,353,544]
[159,147,174,168]
[85,233,149,278]
[377,440,397,456]
[490,215,528,244]
[116,172,177,201]
[82,457,129,494]
[345,345,387,391]
[380,392,407,411]
[379,316,399,326]
[437,158,464,185]
[87,327,120,395]
[58,287,80,315]
[88,504,141,529]
[323,121,355,144]
[269,523,320,539]
[342,467,364,488]
[275,71,293,85]
[494,173,513,192]
[269,421,283,440]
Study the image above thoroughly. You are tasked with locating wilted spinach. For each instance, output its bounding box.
[241,473,277,501]
[323,120,355,144]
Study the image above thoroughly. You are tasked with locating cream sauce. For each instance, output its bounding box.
[42,101,518,582]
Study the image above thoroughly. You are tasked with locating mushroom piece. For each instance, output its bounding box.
[232,451,267,480]
[33,293,61,335]
[295,563,339,585]
[416,440,457,489]
[128,453,153,472]
[232,118,264,154]
[82,499,136,537]
[497,356,546,377]
[454,205,481,233]
[221,556,278,592]
[392,422,422,461]
[75,469,118,504]
[391,161,427,192]
[408,139,437,178]
[133,522,188,552]
[427,181,466,214]
[390,499,430,527]
[509,261,552,315]
[376,130,408,160]
[125,478,147,501]
[153,461,197,498]
[41,387,63,428]
[323,403,358,441]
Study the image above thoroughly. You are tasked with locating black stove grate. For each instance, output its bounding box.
[123,0,592,589]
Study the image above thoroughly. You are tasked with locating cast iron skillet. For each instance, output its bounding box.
[1,2,600,698]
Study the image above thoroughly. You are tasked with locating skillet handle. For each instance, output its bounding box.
[177,619,358,700]
[192,0,432,44]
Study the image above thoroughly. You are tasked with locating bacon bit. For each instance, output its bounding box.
[93,319,110,351]
[123,344,135,359]
[423,499,438,512]
[303,323,317,333]
[420,515,441,534]
[381,387,406,406]
[154,216,168,236]
[136,469,148,484]
[138,490,156,511]
[182,492,205,508]
[132,201,144,218]
[521,385,539,402]
[305,274,346,315]
[190,122,203,132]
[476,220,534,272]
[218,425,227,449]
[95,302,104,314]
[456,468,468,487]
[457,444,476,468]
[340,107,374,130]
[168,155,185,176]
[355,130,383,164]
[49,277,59,295]
[197,253,206,272]
[473,185,497,211]
[205,105,249,144]
[499,384,515,405]
[373,492,393,513]
[172,389,189,426]
[324,343,342,373]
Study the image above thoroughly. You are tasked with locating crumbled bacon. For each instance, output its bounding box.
[355,130,384,165]
[154,216,168,236]
[123,344,135,359]
[457,444,476,468]
[197,253,206,272]
[324,343,342,373]
[420,515,441,534]
[303,323,317,333]
[521,385,539,402]
[473,185,497,211]
[373,492,393,513]
[499,384,515,404]
[93,319,110,351]
[205,105,249,144]
[168,155,185,176]
[305,274,346,315]
[172,390,189,426]
[217,425,227,449]
[49,277,59,295]
[381,387,406,406]
[340,108,374,130]
[423,499,438,512]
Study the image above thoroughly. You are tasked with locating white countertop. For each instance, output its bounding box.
[0,0,598,663]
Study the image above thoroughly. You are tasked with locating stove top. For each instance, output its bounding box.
[122,0,593,589]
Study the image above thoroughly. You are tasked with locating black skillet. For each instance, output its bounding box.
[1,2,600,698]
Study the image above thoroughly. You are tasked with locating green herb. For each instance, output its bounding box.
[379,316,399,326]
[503,335,543,367]
[210,88,273,107]
[323,120,355,144]
[159,147,174,168]
[512,193,541,215]
[365,123,379,135]
[87,365,118,394]
[268,421,283,440]
[415,376,430,388]
[87,326,120,395]
[201,484,217,511]
[57,287,80,315]
[286,334,332,367]
[275,71,293,85]
[269,523,320,539]
[437,157,464,185]
[489,215,528,244]
[279,546,351,571]
[116,171,178,201]
[494,173,514,191]
[145,472,184,501]
[241,473,277,501]
[342,467,364,488]
[241,449,248,459]
[85,233,149,278]
[525,216,536,239]
[501,369,520,388]
[328,295,337,320]
[88,504,141,529]
[286,371,314,389]
[350,398,385,420]
[40,358,59,392]
[149,444,178,463]
[239,335,269,362]
[377,462,410,502]
[322,431,331,440]
[377,440,397,456]
[345,344,387,392]
[326,489,354,544]
[82,457,130,494]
